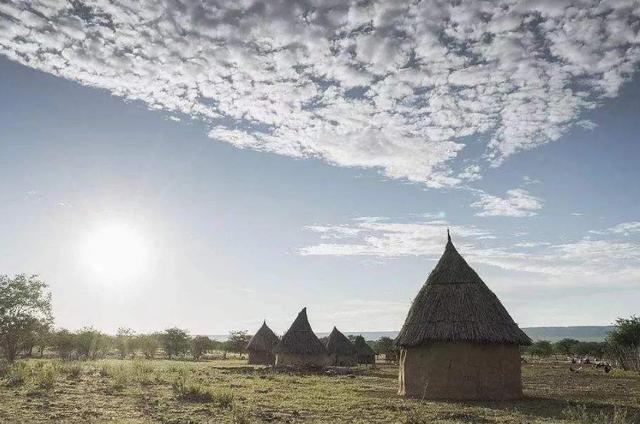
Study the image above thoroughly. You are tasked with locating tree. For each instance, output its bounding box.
[554,338,580,358]
[573,342,605,358]
[161,328,190,358]
[115,327,135,359]
[191,336,213,360]
[224,330,251,356]
[528,340,553,358]
[374,337,398,362]
[608,316,640,349]
[53,329,75,359]
[138,333,160,359]
[75,327,110,359]
[0,274,53,362]
[607,316,640,370]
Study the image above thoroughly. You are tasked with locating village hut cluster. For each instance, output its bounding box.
[246,308,375,368]
[246,231,530,401]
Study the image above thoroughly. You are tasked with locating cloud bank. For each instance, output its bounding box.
[300,217,640,288]
[1,0,639,186]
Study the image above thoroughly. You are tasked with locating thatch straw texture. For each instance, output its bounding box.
[246,321,279,353]
[395,235,531,347]
[354,335,376,365]
[274,307,327,355]
[326,327,357,356]
[246,321,279,365]
[326,327,358,366]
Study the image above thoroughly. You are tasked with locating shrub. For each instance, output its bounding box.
[4,361,29,387]
[213,389,234,409]
[109,366,129,391]
[99,363,111,377]
[172,378,214,403]
[63,362,82,379]
[132,360,153,385]
[33,362,58,390]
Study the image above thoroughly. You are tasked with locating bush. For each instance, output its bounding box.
[132,360,153,385]
[99,363,111,377]
[33,362,58,390]
[63,362,82,379]
[109,365,129,391]
[172,374,234,408]
[4,361,29,387]
[172,378,214,403]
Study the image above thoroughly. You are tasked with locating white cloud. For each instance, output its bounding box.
[300,216,640,288]
[471,189,543,217]
[1,1,639,186]
[300,217,489,258]
[590,221,640,236]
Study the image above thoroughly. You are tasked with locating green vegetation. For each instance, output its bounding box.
[0,274,53,362]
[0,359,638,423]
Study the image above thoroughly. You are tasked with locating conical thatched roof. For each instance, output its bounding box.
[325,327,357,356]
[396,232,531,347]
[354,335,376,356]
[246,321,279,352]
[274,307,327,355]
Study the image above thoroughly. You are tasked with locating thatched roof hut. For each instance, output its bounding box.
[325,327,358,366]
[274,307,328,368]
[396,231,531,400]
[246,321,279,365]
[354,335,376,365]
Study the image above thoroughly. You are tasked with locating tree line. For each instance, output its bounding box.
[1,274,638,370]
[523,316,640,371]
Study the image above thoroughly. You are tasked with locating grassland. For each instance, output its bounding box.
[0,358,639,423]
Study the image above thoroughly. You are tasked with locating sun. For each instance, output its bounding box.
[81,223,149,282]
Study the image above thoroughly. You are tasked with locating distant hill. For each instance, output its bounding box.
[522,326,615,342]
[210,326,615,342]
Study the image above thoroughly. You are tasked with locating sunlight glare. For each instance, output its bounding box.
[81,223,149,282]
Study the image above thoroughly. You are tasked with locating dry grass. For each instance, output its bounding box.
[0,358,638,423]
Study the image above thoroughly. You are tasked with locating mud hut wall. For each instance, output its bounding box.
[398,342,522,400]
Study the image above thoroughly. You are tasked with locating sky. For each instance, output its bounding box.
[0,0,639,335]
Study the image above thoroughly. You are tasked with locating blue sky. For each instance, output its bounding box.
[1,1,639,334]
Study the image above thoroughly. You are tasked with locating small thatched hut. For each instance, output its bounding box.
[246,321,279,365]
[274,307,328,368]
[354,335,376,365]
[395,231,532,400]
[325,327,358,366]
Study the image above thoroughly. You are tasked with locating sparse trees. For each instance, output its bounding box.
[573,342,605,358]
[528,340,553,358]
[0,274,53,362]
[191,336,213,360]
[75,327,110,359]
[374,337,398,362]
[225,330,251,357]
[607,316,640,370]
[138,333,160,359]
[162,328,190,359]
[53,329,75,359]
[115,327,135,359]
[554,338,580,358]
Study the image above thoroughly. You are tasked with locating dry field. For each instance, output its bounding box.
[0,358,639,423]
